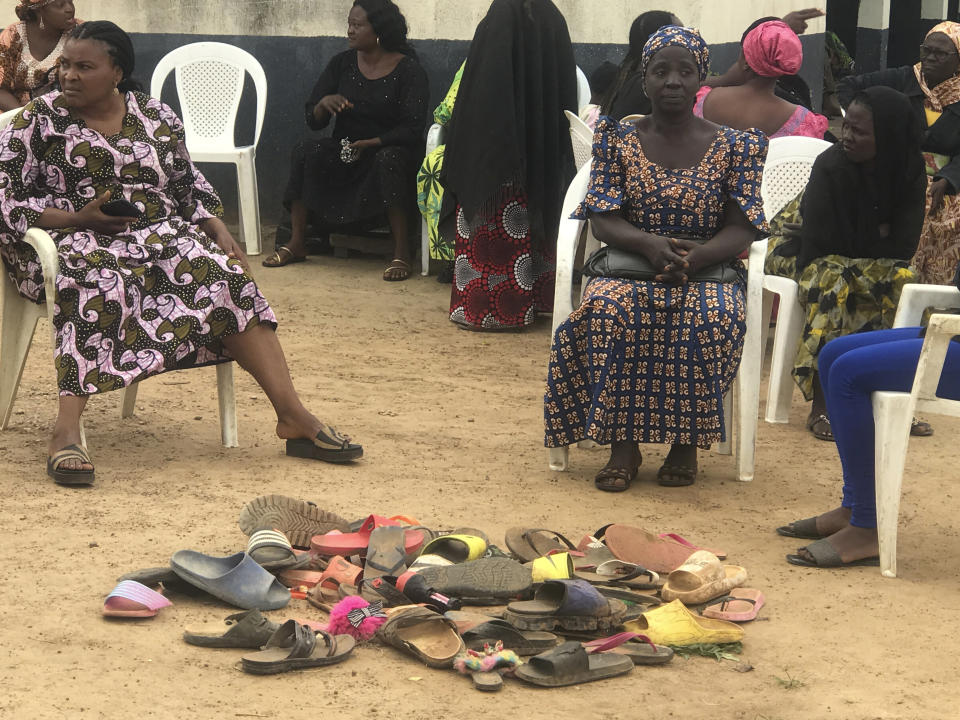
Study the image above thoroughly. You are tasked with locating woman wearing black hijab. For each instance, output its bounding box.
[765,86,927,441]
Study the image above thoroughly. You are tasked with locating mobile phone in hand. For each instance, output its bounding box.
[101,199,143,218]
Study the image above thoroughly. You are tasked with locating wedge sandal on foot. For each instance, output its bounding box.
[286,424,363,464]
[47,444,95,486]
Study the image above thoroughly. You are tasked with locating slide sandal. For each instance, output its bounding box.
[504,579,626,632]
[377,606,464,669]
[515,641,633,687]
[700,589,766,622]
[183,609,279,648]
[170,551,291,610]
[247,529,310,571]
[462,619,559,656]
[311,515,424,557]
[241,621,355,675]
[102,580,171,618]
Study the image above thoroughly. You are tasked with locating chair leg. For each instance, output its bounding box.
[120,381,139,418]
[217,362,239,448]
[236,158,262,256]
[872,393,913,578]
[737,350,760,483]
[717,388,733,456]
[421,217,430,276]
[0,287,42,430]
[548,446,569,471]
[765,289,804,424]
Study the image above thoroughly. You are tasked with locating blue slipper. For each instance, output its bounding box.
[170,551,291,610]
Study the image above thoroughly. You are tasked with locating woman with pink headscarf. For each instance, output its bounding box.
[0,0,80,111]
[694,19,828,138]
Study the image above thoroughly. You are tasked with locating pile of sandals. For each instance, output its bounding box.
[102,494,765,690]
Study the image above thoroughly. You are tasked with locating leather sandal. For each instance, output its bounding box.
[807,413,834,441]
[594,467,636,492]
[262,245,306,267]
[285,424,363,463]
[47,444,95,485]
[383,258,411,281]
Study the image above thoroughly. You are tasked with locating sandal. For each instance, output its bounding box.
[786,538,880,568]
[47,443,95,486]
[241,620,355,674]
[382,258,410,281]
[775,516,825,540]
[656,462,696,487]
[807,412,834,441]
[911,417,934,436]
[261,245,305,267]
[285,424,363,464]
[594,466,636,492]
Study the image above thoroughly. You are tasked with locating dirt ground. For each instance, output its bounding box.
[2,243,959,720]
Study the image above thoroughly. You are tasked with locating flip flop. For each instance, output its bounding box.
[310,515,425,557]
[657,533,727,560]
[241,621,355,675]
[383,258,411,281]
[102,580,172,618]
[183,610,280,648]
[786,539,880,568]
[504,579,626,633]
[47,444,95,486]
[574,560,659,588]
[504,528,577,562]
[775,516,825,540]
[170,551,291,610]
[514,641,633,687]
[701,589,766,622]
[285,424,363,464]
[583,631,674,666]
[604,524,696,574]
[238,494,350,548]
[462,619,559,656]
[261,245,305,267]
[377,605,464,668]
[363,526,409,581]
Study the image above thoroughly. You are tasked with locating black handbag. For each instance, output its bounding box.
[581,238,742,283]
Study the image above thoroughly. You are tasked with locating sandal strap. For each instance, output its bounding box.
[247,529,294,554]
[704,595,757,612]
[50,443,92,469]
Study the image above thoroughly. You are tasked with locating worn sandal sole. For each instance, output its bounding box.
[503,599,627,633]
[416,557,533,602]
[238,494,350,548]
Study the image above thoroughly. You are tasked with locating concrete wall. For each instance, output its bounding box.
[9,1,826,227]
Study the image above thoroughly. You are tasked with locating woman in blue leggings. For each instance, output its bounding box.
[777,327,960,567]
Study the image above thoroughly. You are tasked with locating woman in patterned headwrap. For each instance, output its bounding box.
[0,21,362,486]
[544,26,768,490]
[0,0,80,111]
[839,21,960,286]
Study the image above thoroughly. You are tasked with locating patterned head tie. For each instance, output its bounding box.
[16,0,57,18]
[346,600,387,627]
[640,25,711,88]
[926,20,960,56]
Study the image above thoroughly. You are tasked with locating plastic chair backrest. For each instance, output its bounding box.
[576,66,590,111]
[565,110,594,170]
[760,136,831,219]
[150,42,267,152]
[0,107,20,131]
[620,113,644,123]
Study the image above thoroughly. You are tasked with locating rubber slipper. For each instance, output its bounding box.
[515,641,633,687]
[786,538,880,568]
[241,621,355,675]
[656,462,697,487]
[624,599,744,646]
[504,527,577,562]
[247,529,306,570]
[47,443,95,486]
[574,560,659,588]
[102,580,171,618]
[170,550,291,610]
[238,494,350,548]
[604,524,696,574]
[286,424,363,463]
[701,588,766,622]
[261,245,306,268]
[528,553,575,582]
[658,533,727,560]
[414,557,533,603]
[311,515,425,557]
[462,619,559,656]
[504,579,627,633]
[382,258,411,281]
[377,605,464,668]
[775,516,825,540]
[183,609,280,648]
[583,631,674,665]
[417,534,487,564]
[660,551,748,605]
[911,418,934,436]
[363,526,409,581]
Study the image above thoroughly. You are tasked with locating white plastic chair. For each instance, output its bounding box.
[620,114,644,123]
[151,42,267,256]
[564,110,594,171]
[873,310,960,577]
[758,136,832,424]
[576,66,590,112]
[0,108,239,447]
[420,122,447,276]
[546,161,765,481]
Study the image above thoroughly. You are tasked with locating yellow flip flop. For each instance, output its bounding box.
[528,552,575,582]
[418,534,487,563]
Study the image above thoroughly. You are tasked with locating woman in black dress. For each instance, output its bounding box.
[265,0,428,281]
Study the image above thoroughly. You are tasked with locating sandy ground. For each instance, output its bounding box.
[2,242,959,720]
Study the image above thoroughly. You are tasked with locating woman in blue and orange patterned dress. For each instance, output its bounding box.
[544,26,768,491]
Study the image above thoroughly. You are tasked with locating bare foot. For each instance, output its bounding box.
[796,524,879,564]
[811,506,852,536]
[48,425,91,472]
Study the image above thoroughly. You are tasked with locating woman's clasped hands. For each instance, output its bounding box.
[640,233,700,283]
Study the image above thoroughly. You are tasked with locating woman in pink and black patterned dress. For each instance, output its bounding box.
[0,22,362,486]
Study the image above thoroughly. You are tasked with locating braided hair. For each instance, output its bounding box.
[68,20,143,92]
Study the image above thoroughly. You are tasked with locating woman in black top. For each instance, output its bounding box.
[265,0,428,281]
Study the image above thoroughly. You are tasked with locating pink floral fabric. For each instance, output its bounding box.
[0,91,276,396]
